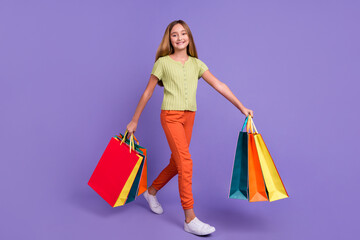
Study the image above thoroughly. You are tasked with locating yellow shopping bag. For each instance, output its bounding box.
[249,117,289,202]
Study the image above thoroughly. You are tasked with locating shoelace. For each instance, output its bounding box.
[149,194,160,208]
[152,198,160,207]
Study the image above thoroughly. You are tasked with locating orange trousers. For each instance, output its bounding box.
[152,110,196,210]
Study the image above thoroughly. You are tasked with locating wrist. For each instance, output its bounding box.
[239,106,246,113]
[131,118,138,124]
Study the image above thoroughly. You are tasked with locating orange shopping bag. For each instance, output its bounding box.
[247,117,268,202]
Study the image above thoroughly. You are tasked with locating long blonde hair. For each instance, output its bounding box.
[154,20,199,87]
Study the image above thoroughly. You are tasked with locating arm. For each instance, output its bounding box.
[201,70,254,117]
[126,74,158,134]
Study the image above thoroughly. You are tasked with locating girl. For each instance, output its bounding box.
[126,20,253,236]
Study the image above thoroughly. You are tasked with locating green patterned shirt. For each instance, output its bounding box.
[151,55,208,111]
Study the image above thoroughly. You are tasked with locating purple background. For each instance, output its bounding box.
[1,1,359,239]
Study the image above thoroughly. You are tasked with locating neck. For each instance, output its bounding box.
[171,48,188,59]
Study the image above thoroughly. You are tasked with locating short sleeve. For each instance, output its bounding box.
[151,58,163,81]
[197,58,209,79]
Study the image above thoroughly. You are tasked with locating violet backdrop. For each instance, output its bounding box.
[1,0,359,239]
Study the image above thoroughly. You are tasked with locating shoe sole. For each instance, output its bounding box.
[184,224,215,236]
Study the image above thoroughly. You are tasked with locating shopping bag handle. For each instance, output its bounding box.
[120,130,140,145]
[241,115,258,134]
[247,116,258,134]
[241,115,250,132]
[120,130,135,153]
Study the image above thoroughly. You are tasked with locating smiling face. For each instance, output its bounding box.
[169,23,189,52]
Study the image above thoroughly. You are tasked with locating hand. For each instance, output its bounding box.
[126,120,138,137]
[241,107,254,118]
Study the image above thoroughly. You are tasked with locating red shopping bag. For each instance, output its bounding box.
[88,133,144,207]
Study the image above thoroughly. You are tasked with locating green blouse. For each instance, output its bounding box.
[151,55,209,111]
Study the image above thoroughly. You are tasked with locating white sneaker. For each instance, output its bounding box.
[184,217,216,236]
[143,189,163,214]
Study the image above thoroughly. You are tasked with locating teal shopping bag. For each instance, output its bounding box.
[125,148,145,204]
[229,116,250,200]
[114,132,147,204]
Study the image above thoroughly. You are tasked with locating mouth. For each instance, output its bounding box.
[176,42,185,45]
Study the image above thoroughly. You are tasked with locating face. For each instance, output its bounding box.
[169,23,189,52]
